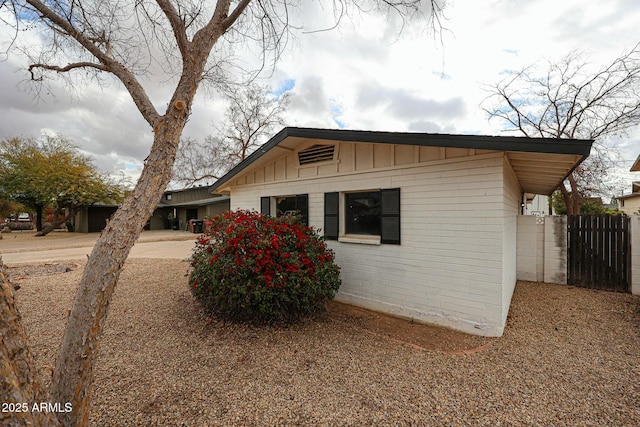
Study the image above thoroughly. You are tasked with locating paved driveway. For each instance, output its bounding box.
[0,230,198,264]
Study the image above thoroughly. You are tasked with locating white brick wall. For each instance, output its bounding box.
[230,153,515,336]
[501,156,521,326]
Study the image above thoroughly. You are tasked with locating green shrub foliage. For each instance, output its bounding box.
[189,210,341,323]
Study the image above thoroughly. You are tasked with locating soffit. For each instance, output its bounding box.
[506,152,585,195]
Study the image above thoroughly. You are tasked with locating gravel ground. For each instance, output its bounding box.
[10,258,640,426]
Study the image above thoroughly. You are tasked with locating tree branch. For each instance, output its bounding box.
[222,0,252,33]
[24,0,162,127]
[155,0,190,57]
[28,61,107,80]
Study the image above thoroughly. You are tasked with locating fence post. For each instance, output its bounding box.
[631,216,640,295]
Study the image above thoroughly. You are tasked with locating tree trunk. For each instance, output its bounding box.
[559,184,574,215]
[35,205,43,232]
[35,3,234,423]
[559,173,582,215]
[35,206,79,237]
[0,262,61,427]
[48,120,185,426]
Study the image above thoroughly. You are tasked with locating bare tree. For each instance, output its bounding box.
[0,1,445,425]
[172,82,290,187]
[483,44,640,214]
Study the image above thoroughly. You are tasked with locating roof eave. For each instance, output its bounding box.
[209,127,594,194]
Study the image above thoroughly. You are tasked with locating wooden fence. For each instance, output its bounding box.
[567,215,630,292]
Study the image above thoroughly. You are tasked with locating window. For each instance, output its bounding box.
[260,194,309,225]
[345,191,381,236]
[324,188,400,245]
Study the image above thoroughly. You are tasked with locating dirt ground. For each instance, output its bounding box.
[325,300,489,353]
[1,231,493,354]
[10,257,640,425]
[6,260,489,354]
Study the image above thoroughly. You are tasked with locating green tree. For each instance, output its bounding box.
[0,135,125,236]
[552,190,619,215]
[0,199,23,221]
[0,1,445,426]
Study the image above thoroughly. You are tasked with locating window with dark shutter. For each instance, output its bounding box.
[380,188,401,245]
[260,196,271,216]
[324,192,339,240]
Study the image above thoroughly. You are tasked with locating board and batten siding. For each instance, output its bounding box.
[228,142,519,336]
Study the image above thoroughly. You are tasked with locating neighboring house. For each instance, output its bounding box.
[209,127,592,337]
[151,186,230,231]
[73,204,120,233]
[616,156,640,215]
[617,181,640,215]
[74,187,230,232]
[523,194,549,216]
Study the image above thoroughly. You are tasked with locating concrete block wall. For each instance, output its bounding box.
[519,215,640,295]
[516,215,567,285]
[544,216,567,285]
[516,216,544,282]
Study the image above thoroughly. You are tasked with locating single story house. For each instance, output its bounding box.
[151,187,230,231]
[74,187,230,232]
[616,157,640,215]
[209,127,592,336]
[617,182,640,215]
[73,204,120,233]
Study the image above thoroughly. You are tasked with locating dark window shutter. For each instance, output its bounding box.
[381,188,400,245]
[324,192,339,240]
[296,194,309,225]
[260,196,270,216]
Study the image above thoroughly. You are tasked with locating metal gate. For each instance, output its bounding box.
[567,215,630,292]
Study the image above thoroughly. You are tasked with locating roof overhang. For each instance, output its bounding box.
[157,195,230,208]
[617,192,640,201]
[210,127,593,196]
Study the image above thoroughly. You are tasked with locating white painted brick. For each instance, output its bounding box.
[229,153,514,336]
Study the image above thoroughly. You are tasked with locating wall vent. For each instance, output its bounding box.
[298,145,335,165]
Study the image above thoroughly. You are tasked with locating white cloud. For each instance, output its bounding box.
[0,0,638,194]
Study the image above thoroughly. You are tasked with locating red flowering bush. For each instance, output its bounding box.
[189,210,341,324]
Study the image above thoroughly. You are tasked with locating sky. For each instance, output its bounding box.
[0,0,639,196]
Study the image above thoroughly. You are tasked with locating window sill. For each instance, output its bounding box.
[338,235,381,245]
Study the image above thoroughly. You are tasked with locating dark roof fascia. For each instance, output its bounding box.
[209,127,594,192]
[209,127,292,193]
[163,186,213,195]
[617,192,640,200]
[158,195,230,208]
